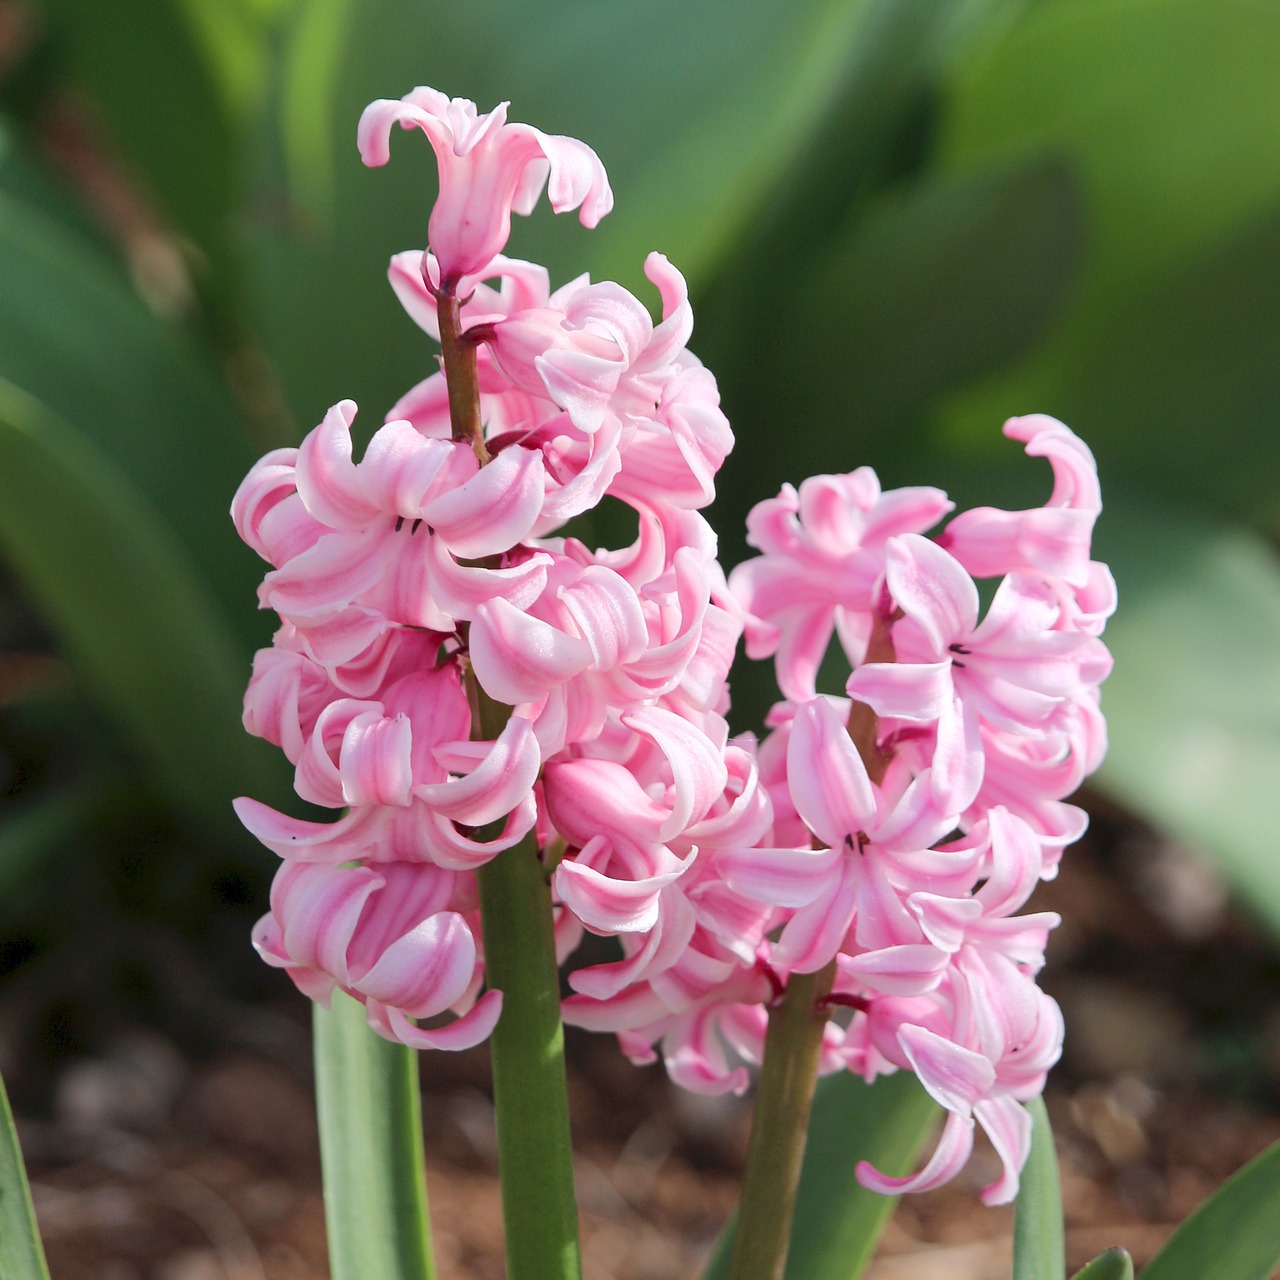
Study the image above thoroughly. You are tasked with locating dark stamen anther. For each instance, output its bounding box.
[411,518,423,535]
[394,516,405,532]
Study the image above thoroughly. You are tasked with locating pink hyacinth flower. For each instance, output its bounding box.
[358,88,613,285]
[253,860,502,1051]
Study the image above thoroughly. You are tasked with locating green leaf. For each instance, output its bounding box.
[0,188,263,629]
[935,0,1280,519]
[255,0,1008,431]
[780,155,1082,468]
[702,1071,939,1280]
[1070,1248,1133,1280]
[1095,502,1280,939]
[0,378,272,832]
[32,0,244,262]
[1013,1097,1065,1280]
[313,992,435,1280]
[942,0,1280,304]
[0,1070,51,1280]
[1140,1139,1280,1280]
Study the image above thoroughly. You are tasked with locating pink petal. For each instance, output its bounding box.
[381,989,504,1051]
[787,698,875,848]
[718,844,842,909]
[469,597,593,704]
[884,534,979,652]
[899,1023,995,1113]
[856,1109,975,1197]
[415,715,541,825]
[974,1095,1033,1205]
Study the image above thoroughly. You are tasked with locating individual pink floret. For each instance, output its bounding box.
[358,88,612,285]
[729,470,952,701]
[254,859,502,1051]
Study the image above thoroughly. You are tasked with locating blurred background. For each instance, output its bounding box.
[0,0,1278,1276]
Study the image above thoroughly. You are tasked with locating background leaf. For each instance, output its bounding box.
[703,1071,939,1280]
[313,992,435,1280]
[0,378,275,831]
[1070,1249,1133,1280]
[0,187,266,630]
[1013,1097,1065,1280]
[1140,1139,1280,1280]
[1094,503,1280,939]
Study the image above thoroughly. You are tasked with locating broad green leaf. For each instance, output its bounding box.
[935,0,1280,518]
[1013,1097,1065,1280]
[255,0,1007,431]
[1140,1139,1280,1280]
[1070,1249,1133,1280]
[0,189,263,630]
[0,379,273,832]
[1056,202,1280,520]
[32,0,243,264]
[703,1071,939,1280]
[940,192,1280,522]
[942,0,1280,305]
[313,992,435,1280]
[0,1070,50,1280]
[1095,503,1280,939]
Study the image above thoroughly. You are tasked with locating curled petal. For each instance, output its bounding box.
[470,597,593,704]
[856,1109,976,1197]
[974,1095,1033,1206]
[415,715,542,825]
[379,989,504,1051]
[554,843,695,933]
[623,707,728,841]
[719,844,842,909]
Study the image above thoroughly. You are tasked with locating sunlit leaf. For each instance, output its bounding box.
[0,189,263,630]
[1095,502,1280,939]
[702,1071,939,1280]
[1013,1097,1065,1280]
[314,992,436,1280]
[1070,1248,1133,1280]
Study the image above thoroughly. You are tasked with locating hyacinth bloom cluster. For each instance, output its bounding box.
[232,86,1113,1207]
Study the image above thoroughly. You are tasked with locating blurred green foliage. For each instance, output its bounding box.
[0,0,1277,1001]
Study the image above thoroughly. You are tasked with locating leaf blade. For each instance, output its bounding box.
[1140,1139,1280,1280]
[1013,1096,1065,1280]
[313,992,436,1280]
[703,1071,939,1280]
[0,377,272,831]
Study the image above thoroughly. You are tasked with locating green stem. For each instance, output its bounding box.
[727,960,837,1280]
[477,827,583,1280]
[438,258,580,1280]
[313,991,436,1280]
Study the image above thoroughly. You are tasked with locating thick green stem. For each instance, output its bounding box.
[477,824,583,1280]
[439,264,580,1280]
[727,960,837,1280]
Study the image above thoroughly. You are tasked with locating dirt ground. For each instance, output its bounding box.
[15,809,1280,1280]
